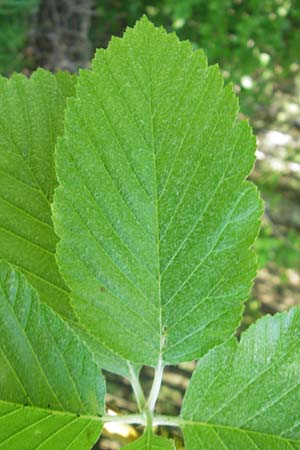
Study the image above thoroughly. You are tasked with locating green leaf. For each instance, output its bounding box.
[53,16,261,365]
[122,431,175,449]
[0,69,75,318]
[0,262,104,449]
[181,307,300,450]
[0,68,139,379]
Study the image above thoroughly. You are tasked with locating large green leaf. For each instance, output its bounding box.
[181,307,300,449]
[0,262,104,449]
[0,69,75,318]
[53,16,261,366]
[122,431,175,449]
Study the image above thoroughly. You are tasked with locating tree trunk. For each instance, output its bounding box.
[33,0,92,72]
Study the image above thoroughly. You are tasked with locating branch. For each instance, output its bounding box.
[102,413,145,425]
[127,362,146,412]
[101,413,182,428]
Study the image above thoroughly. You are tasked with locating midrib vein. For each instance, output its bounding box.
[147,36,163,361]
[0,399,102,423]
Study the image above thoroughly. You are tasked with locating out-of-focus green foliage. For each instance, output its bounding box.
[257,225,300,269]
[0,0,39,14]
[0,0,40,74]
[166,0,299,69]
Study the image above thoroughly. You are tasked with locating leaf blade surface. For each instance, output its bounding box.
[54,17,261,365]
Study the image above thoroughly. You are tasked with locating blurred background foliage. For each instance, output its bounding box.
[0,1,299,448]
[0,0,39,73]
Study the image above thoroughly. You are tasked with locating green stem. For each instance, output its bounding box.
[127,362,146,411]
[153,414,182,428]
[101,413,182,428]
[144,404,153,430]
[147,355,164,411]
[102,413,145,425]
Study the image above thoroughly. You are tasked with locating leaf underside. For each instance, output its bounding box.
[182,306,300,450]
[0,70,75,318]
[53,16,262,366]
[122,431,175,449]
[0,262,104,449]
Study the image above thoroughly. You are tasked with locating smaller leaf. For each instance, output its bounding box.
[0,262,104,449]
[0,69,76,318]
[122,430,175,449]
[181,306,300,450]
